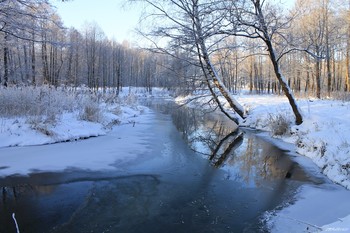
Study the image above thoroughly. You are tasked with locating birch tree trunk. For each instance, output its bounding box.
[192,0,245,121]
[135,0,246,123]
[254,1,303,125]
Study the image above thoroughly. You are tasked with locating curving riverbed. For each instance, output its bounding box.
[0,100,333,232]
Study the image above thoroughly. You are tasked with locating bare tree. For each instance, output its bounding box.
[0,0,54,41]
[223,0,303,124]
[0,0,66,86]
[343,0,350,92]
[132,0,305,124]
[132,0,245,124]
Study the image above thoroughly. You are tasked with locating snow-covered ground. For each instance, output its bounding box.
[0,87,161,176]
[0,86,171,148]
[1,87,350,232]
[0,106,157,176]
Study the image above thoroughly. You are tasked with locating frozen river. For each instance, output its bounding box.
[0,100,348,232]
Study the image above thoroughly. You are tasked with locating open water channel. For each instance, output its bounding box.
[0,100,325,232]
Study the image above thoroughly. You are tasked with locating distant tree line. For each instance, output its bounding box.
[1,0,350,100]
[224,0,350,99]
[136,0,350,101]
[0,0,183,93]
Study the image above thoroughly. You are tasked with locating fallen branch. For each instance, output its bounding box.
[12,213,20,233]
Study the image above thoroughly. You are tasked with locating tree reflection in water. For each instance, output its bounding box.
[171,106,309,187]
[209,130,243,168]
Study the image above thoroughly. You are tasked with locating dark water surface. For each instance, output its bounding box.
[0,100,323,233]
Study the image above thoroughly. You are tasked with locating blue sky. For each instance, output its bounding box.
[52,0,141,43]
[52,0,295,44]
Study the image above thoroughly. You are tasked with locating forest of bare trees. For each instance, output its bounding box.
[1,0,350,101]
[0,0,177,92]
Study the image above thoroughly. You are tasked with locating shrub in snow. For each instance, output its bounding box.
[123,93,138,107]
[0,86,77,118]
[26,116,55,136]
[268,113,290,136]
[102,91,119,104]
[0,85,111,121]
[79,101,102,123]
[111,105,122,115]
[103,119,122,130]
[0,85,148,139]
[330,91,350,101]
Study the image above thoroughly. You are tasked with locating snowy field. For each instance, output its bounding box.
[1,87,350,232]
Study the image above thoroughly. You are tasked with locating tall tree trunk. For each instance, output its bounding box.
[265,39,303,125]
[192,0,245,122]
[325,0,332,96]
[74,47,79,87]
[16,45,24,83]
[346,35,350,92]
[23,44,30,83]
[305,54,311,93]
[249,58,253,93]
[66,47,73,85]
[31,36,36,85]
[42,40,49,84]
[3,33,9,87]
[255,2,303,125]
[326,51,332,96]
[315,56,321,99]
[235,52,239,93]
[305,67,310,93]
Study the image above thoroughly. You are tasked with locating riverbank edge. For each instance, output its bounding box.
[175,94,350,190]
[175,93,350,232]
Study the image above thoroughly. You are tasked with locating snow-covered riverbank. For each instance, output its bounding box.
[176,94,350,190]
[236,95,350,190]
[0,105,142,148]
[238,95,350,232]
[0,86,171,148]
[176,93,350,232]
